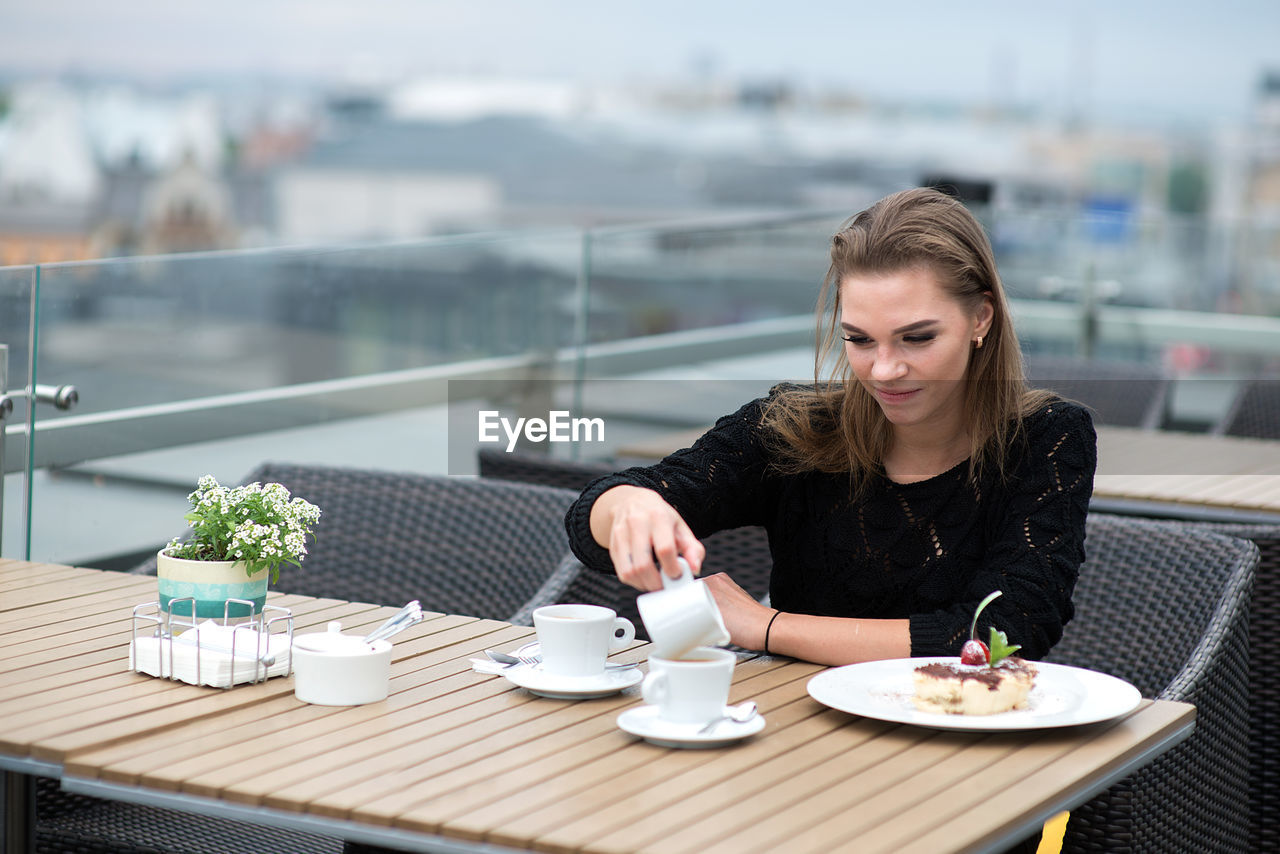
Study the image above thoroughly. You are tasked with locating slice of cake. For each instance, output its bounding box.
[911,589,1037,716]
[912,658,1037,715]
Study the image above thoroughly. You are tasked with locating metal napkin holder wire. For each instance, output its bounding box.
[129,598,294,687]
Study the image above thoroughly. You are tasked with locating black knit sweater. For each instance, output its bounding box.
[565,394,1096,660]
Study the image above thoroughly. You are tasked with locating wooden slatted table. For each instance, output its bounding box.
[1,562,1194,854]
[1092,427,1280,518]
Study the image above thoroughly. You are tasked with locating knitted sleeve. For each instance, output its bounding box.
[908,401,1097,659]
[565,396,774,573]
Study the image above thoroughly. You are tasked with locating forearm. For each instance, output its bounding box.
[765,612,911,666]
[588,484,645,549]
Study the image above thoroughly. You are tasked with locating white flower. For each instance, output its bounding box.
[169,473,321,581]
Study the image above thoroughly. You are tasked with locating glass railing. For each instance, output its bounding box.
[3,207,1280,567]
[3,231,585,566]
[582,212,838,342]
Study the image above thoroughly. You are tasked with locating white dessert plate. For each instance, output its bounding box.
[504,662,642,699]
[617,704,766,748]
[807,657,1142,732]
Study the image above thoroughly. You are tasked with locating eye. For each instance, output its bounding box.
[842,334,871,346]
[903,334,936,344]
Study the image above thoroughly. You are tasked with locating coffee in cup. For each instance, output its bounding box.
[532,604,636,677]
[642,646,735,724]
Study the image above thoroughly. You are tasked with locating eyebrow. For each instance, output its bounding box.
[840,319,941,335]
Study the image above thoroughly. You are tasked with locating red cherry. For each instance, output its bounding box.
[960,639,990,666]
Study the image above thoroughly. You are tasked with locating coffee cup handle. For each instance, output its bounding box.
[609,617,636,651]
[641,670,667,706]
[661,557,695,590]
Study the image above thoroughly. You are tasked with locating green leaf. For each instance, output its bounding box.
[988,627,1022,667]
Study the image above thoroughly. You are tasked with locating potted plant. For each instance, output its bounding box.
[157,475,321,619]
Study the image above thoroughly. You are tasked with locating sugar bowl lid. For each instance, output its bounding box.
[293,621,380,655]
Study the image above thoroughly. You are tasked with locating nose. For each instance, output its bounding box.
[870,346,907,382]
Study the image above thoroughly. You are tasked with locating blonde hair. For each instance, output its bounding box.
[762,187,1053,481]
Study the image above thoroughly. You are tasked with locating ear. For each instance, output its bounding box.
[973,295,994,339]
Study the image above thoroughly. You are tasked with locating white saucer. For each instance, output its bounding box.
[616,704,765,748]
[503,662,642,699]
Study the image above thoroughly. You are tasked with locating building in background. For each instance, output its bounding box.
[0,69,1277,311]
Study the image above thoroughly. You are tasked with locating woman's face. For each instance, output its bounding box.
[839,266,993,432]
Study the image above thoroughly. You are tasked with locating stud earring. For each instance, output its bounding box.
[974,336,984,349]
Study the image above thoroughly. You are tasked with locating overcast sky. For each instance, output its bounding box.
[1,0,1277,122]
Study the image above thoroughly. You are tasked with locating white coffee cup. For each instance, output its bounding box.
[533,604,636,677]
[636,557,730,660]
[642,646,735,724]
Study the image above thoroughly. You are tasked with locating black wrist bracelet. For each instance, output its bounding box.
[764,610,781,655]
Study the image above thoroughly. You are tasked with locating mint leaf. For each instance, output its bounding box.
[988,627,1022,667]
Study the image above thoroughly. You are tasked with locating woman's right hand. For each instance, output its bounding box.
[589,485,705,591]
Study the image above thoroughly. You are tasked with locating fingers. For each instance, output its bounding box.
[652,517,706,581]
[610,512,663,592]
[673,523,706,576]
[608,499,669,591]
[606,489,703,592]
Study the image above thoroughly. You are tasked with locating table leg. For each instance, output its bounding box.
[1,771,34,854]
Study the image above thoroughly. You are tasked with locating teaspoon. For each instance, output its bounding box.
[698,700,759,735]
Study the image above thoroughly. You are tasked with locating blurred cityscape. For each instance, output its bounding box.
[2,65,1279,314]
[1,17,1279,565]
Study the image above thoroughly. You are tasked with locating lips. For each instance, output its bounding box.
[874,387,921,404]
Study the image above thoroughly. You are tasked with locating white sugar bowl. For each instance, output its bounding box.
[291,621,392,706]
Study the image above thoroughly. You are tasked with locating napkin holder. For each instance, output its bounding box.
[129,599,294,688]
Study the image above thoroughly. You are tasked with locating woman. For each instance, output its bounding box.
[565,187,1096,666]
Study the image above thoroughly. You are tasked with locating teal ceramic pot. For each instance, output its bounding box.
[156,551,268,619]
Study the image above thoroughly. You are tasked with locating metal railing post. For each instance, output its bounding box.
[1080,263,1098,359]
[0,343,9,557]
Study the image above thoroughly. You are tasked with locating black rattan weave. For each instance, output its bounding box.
[1045,514,1257,853]
[477,449,650,631]
[134,462,583,620]
[477,449,775,636]
[1024,355,1172,429]
[1178,520,1280,853]
[35,788,343,854]
[1212,379,1280,439]
[476,448,619,492]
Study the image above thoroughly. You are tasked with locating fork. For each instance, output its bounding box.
[490,642,638,670]
[520,649,639,670]
[484,641,540,668]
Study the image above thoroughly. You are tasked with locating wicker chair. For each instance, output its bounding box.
[132,462,584,619]
[1024,355,1172,429]
[1174,519,1280,852]
[1212,378,1280,439]
[35,800,346,854]
[476,448,621,492]
[1044,514,1258,853]
[38,463,583,854]
[478,448,774,636]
